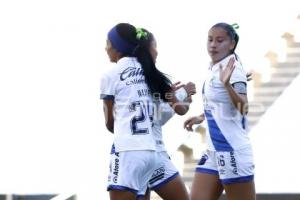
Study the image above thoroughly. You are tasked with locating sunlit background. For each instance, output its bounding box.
[0,0,299,199]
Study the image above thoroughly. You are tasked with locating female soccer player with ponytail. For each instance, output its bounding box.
[100,23,194,200]
[184,23,256,200]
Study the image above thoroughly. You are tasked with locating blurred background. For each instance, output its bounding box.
[0,0,299,199]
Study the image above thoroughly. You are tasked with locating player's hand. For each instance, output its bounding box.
[185,95,192,103]
[184,115,205,132]
[219,57,235,85]
[171,81,185,91]
[183,82,196,96]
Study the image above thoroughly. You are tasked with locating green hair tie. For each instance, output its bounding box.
[136,28,148,40]
[231,23,240,30]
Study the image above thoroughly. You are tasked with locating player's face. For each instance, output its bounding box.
[105,39,121,63]
[149,38,158,63]
[207,27,235,64]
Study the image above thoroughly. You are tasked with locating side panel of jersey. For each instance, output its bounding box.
[202,55,250,151]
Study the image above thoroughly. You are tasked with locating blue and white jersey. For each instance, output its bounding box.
[100,57,156,152]
[203,54,250,151]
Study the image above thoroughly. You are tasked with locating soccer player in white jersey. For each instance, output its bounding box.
[100,23,193,200]
[184,23,256,200]
[136,28,195,200]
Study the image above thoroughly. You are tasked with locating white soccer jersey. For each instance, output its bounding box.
[100,57,156,152]
[152,87,188,152]
[151,101,172,152]
[203,54,250,151]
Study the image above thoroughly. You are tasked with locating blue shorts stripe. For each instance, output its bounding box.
[150,172,179,190]
[221,175,254,184]
[107,185,138,194]
[196,167,219,175]
[136,194,145,199]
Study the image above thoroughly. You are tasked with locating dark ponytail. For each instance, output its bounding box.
[114,23,172,101]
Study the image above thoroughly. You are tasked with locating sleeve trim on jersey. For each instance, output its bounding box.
[231,81,247,85]
[231,82,247,95]
[100,94,115,100]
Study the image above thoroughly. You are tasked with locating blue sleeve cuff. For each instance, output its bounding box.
[100,94,115,100]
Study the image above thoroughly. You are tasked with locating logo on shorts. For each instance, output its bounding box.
[198,154,208,165]
[230,151,238,175]
[108,162,112,182]
[218,155,226,167]
[149,167,165,185]
[152,167,165,178]
[112,153,120,183]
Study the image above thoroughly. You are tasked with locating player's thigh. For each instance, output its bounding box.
[223,180,256,200]
[192,150,223,200]
[147,152,188,200]
[137,189,151,200]
[217,147,255,200]
[154,175,189,200]
[109,190,136,200]
[190,172,223,200]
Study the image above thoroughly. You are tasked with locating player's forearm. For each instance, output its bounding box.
[224,83,248,115]
[105,120,114,133]
[103,99,114,133]
[172,100,189,115]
